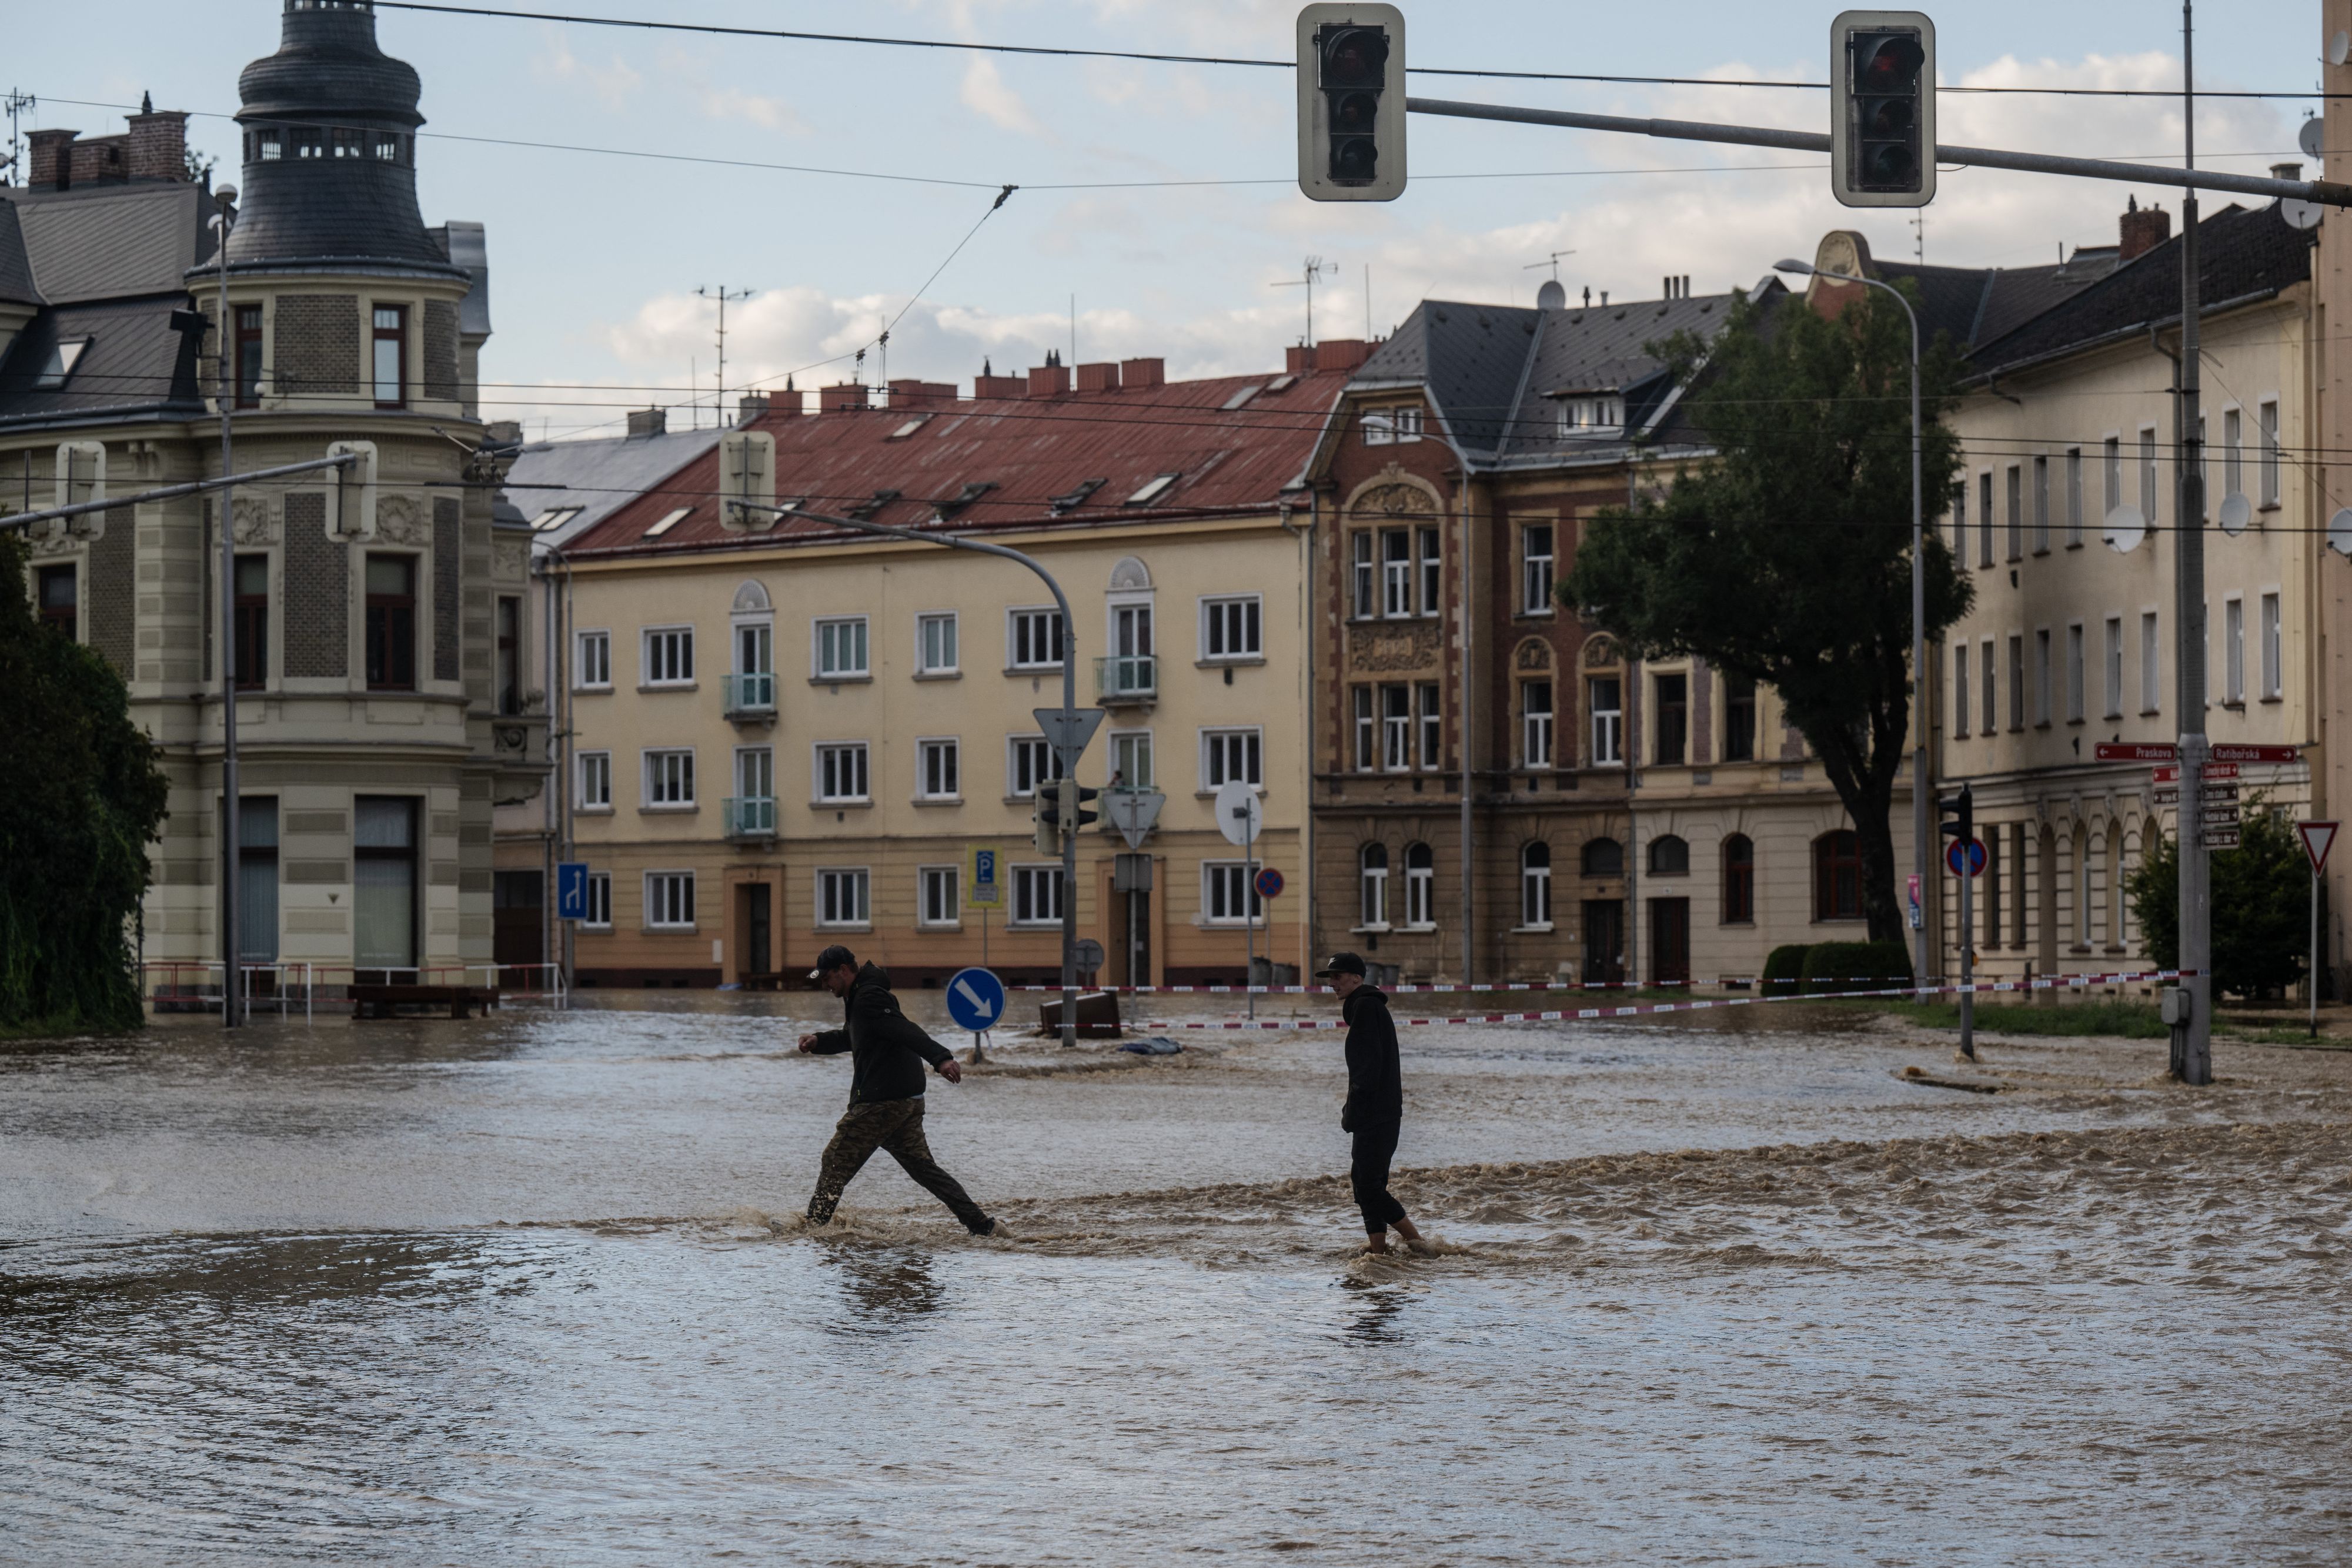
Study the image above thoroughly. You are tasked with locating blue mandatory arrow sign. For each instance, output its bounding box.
[946,967,1007,1031]
[556,861,590,920]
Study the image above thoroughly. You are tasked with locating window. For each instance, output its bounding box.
[2103,616,2124,719]
[1980,640,1996,735]
[1008,735,1058,798]
[1111,729,1154,790]
[233,554,268,690]
[1522,680,1554,769]
[643,507,692,539]
[817,868,868,929]
[1520,843,1553,928]
[332,127,363,159]
[1582,837,1623,877]
[353,797,417,970]
[1013,864,1062,926]
[2032,456,2049,552]
[1951,480,1966,557]
[35,564,76,638]
[1381,684,1411,770]
[643,626,693,686]
[2224,596,2244,704]
[736,745,774,817]
[736,620,772,680]
[292,129,322,160]
[1202,862,1264,925]
[1204,727,1264,788]
[233,796,278,965]
[2035,628,2052,726]
[1722,834,1755,924]
[1381,529,1413,617]
[1351,533,1375,618]
[235,305,263,407]
[1418,526,1441,616]
[1589,676,1623,765]
[815,616,868,679]
[29,339,86,392]
[1352,687,1376,772]
[1813,831,1862,922]
[1653,673,1686,764]
[1201,596,1261,661]
[917,611,959,675]
[576,630,612,689]
[577,750,612,811]
[2138,427,2159,526]
[2005,466,2023,561]
[917,738,960,800]
[582,872,612,930]
[2140,611,2161,713]
[496,595,522,715]
[364,554,416,691]
[1648,834,1689,875]
[1521,523,1554,614]
[2065,624,2084,723]
[2261,591,2282,700]
[1395,406,1425,441]
[2066,447,2083,545]
[2006,634,2024,731]
[1404,842,1435,928]
[258,129,282,160]
[2102,436,2122,520]
[644,748,695,808]
[371,305,406,409]
[919,866,960,928]
[1558,396,1625,435]
[373,132,402,163]
[816,743,870,803]
[1977,472,1994,567]
[1358,843,1390,928]
[1010,607,1064,670]
[1125,473,1179,507]
[1417,683,1442,770]
[2223,407,2243,499]
[1361,410,1396,446]
[2259,399,2280,506]
[1954,645,1970,738]
[1723,673,1756,762]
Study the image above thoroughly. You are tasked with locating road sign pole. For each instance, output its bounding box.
[1958,848,1975,1061]
[1245,810,1257,1021]
[2173,4,2213,1088]
[2313,862,2321,1039]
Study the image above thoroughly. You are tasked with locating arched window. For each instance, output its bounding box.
[1521,842,1553,928]
[1359,843,1391,928]
[2106,821,2125,948]
[1812,830,1862,921]
[1582,836,1623,877]
[2074,826,2092,945]
[1404,842,1435,928]
[1648,834,1689,875]
[1722,834,1754,924]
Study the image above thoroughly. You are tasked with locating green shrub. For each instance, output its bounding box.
[1800,940,1913,995]
[1762,944,1812,994]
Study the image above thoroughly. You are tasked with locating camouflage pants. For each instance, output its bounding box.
[806,1096,991,1233]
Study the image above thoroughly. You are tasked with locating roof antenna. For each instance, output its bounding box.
[1271,255,1339,346]
[1524,249,1576,281]
[696,285,754,427]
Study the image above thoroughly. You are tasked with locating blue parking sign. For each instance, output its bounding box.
[556,861,590,920]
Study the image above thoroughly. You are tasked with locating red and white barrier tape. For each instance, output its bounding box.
[1014,975,2120,995]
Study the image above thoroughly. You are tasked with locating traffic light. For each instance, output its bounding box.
[1939,784,1973,852]
[1058,780,1100,834]
[1831,10,1935,209]
[1295,4,1406,203]
[1034,789,1061,857]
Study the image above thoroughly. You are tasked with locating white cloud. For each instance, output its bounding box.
[696,83,810,136]
[530,29,643,110]
[961,56,1047,136]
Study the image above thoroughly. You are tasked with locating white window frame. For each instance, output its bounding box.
[1589,676,1623,765]
[2137,426,2159,527]
[1380,684,1411,772]
[814,741,871,804]
[2224,594,2245,704]
[575,628,612,690]
[2103,616,2124,721]
[1403,845,1435,930]
[582,871,612,931]
[1358,846,1390,931]
[1201,861,1265,927]
[1381,528,1414,618]
[2223,406,2243,499]
[917,865,961,929]
[816,867,871,930]
[643,748,696,810]
[916,611,960,677]
[1522,523,1555,615]
[2066,446,2084,545]
[2260,590,2283,700]
[2140,610,2161,714]
[1522,680,1554,769]
[1418,526,1441,618]
[1011,863,1063,927]
[2065,623,2085,723]
[576,750,612,812]
[1417,682,1442,771]
[1395,405,1425,442]
[813,616,870,681]
[1007,734,1057,798]
[1361,410,1396,446]
[641,625,694,687]
[1201,727,1264,790]
[1352,687,1376,773]
[2258,398,2281,507]
[2034,628,2052,727]
[916,737,960,802]
[1351,533,1375,619]
[644,870,696,932]
[1110,728,1154,791]
[1007,606,1065,671]
[1199,594,1264,663]
[1519,845,1553,931]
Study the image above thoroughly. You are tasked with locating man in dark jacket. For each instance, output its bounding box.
[797,945,1000,1236]
[1316,952,1428,1255]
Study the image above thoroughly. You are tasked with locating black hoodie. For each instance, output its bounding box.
[806,963,954,1105]
[1339,984,1402,1131]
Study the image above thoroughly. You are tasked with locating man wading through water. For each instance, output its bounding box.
[797,945,1002,1236]
[1317,952,1430,1255]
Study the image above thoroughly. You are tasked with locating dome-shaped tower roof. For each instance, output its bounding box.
[225,1,457,269]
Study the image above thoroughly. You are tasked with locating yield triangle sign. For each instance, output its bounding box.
[2298,820,2338,875]
[1033,706,1107,770]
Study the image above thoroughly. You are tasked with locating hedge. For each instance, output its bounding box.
[1799,940,1915,996]
[1762,944,1811,995]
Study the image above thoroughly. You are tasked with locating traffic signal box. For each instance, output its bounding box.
[1295,4,1406,203]
[1058,780,1100,834]
[1832,10,1935,209]
[1939,783,1973,858]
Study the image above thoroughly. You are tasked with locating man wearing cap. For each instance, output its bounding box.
[1315,952,1428,1255]
[796,944,1000,1236]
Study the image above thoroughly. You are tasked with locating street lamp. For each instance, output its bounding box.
[1774,258,1927,994]
[216,183,242,1030]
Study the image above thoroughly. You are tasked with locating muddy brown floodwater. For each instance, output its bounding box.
[4,992,2349,1563]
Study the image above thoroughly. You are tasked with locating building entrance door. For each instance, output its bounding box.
[1581,899,1624,986]
[1650,897,1690,987]
[493,870,544,974]
[743,882,772,979]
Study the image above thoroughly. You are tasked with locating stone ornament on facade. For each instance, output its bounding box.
[231,494,278,546]
[375,493,428,545]
[1349,621,1439,671]
[1582,634,1620,671]
[1515,636,1553,672]
[493,539,529,579]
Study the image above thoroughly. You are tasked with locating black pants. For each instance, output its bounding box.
[806,1097,991,1233]
[1349,1118,1407,1235]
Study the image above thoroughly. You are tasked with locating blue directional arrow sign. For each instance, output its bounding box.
[556,861,590,920]
[946,967,1008,1032]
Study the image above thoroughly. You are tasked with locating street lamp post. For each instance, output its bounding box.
[1775,259,1927,994]
[215,185,242,1030]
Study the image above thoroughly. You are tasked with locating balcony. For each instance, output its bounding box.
[1094,654,1157,707]
[723,671,776,721]
[723,796,777,840]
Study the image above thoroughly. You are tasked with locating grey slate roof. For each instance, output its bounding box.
[0,202,37,307]
[503,425,728,551]
[0,295,203,426]
[5,183,201,303]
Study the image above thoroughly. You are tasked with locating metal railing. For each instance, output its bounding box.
[1094,654,1157,704]
[724,795,778,838]
[722,671,776,717]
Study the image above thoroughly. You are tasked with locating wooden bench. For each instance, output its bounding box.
[349,984,502,1020]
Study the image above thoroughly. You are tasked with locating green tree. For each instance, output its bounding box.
[2125,800,2309,998]
[0,533,171,1032]
[1561,286,1972,942]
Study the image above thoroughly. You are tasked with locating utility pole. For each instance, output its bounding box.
[2172,1,2214,1085]
[215,186,242,1030]
[2,90,32,185]
[697,286,753,426]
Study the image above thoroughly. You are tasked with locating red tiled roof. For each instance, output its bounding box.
[565,365,1356,557]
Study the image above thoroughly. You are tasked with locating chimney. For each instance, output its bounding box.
[1120,357,1165,390]
[888,378,958,409]
[2273,161,2304,183]
[2120,196,2171,263]
[738,393,770,422]
[1314,338,1370,372]
[28,129,77,188]
[126,103,188,182]
[973,372,1026,399]
[1027,360,1071,397]
[818,382,869,413]
[1285,344,1317,375]
[626,407,667,439]
[1074,361,1121,393]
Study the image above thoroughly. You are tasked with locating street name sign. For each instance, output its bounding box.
[2210,744,2303,764]
[2096,742,2177,761]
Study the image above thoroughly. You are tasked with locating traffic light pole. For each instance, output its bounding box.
[2171,2,2214,1086]
[0,454,364,534]
[1957,840,1974,1061]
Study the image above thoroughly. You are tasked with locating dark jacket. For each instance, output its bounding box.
[806,963,954,1105]
[1340,984,1402,1132]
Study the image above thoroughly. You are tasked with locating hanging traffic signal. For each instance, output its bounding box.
[1058,780,1101,834]
[1295,4,1406,203]
[1832,11,1935,208]
[1939,784,1973,851]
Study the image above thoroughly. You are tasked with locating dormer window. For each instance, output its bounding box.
[372,133,403,162]
[332,128,363,159]
[257,130,283,161]
[1557,395,1625,437]
[293,129,323,159]
[1361,406,1422,446]
[32,339,91,391]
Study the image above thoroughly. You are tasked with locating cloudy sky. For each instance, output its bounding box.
[12,1,2325,436]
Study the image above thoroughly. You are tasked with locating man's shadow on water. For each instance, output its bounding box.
[817,1249,948,1338]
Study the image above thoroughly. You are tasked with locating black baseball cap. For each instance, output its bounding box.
[1314,952,1368,978]
[808,944,858,981]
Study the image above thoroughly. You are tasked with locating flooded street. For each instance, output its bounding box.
[5,995,2350,1562]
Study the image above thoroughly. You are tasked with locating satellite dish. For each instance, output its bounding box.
[2332,29,2350,66]
[2330,507,2352,557]
[2102,503,2146,554]
[2301,116,2327,161]
[2217,492,2253,536]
